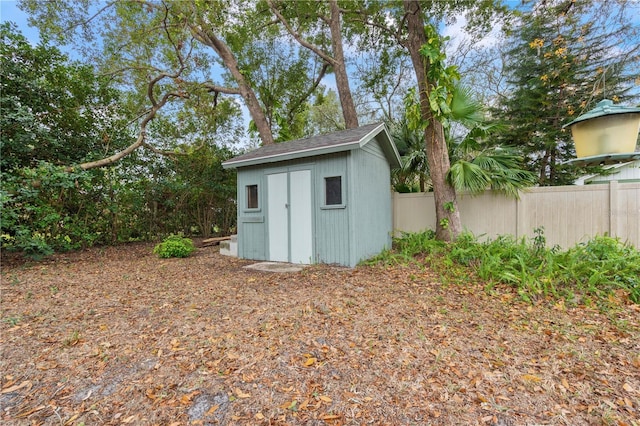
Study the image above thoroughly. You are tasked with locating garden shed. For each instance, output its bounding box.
[222,122,401,267]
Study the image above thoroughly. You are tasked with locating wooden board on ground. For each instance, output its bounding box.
[202,236,231,247]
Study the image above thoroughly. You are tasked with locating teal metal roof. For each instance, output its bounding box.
[564,99,640,128]
[564,152,640,167]
[222,123,401,169]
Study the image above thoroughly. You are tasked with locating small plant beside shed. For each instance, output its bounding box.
[153,234,195,258]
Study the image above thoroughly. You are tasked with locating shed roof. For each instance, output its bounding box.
[222,122,401,169]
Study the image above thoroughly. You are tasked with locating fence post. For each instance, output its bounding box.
[609,180,618,238]
[515,192,526,240]
[392,191,397,233]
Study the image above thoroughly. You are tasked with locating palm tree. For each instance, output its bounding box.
[391,84,536,196]
[391,119,431,192]
[446,85,537,198]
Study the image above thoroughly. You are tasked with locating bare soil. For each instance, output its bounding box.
[1,243,639,425]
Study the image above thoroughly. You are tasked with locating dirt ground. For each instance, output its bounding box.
[1,242,639,425]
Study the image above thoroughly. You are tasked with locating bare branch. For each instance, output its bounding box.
[62,1,117,35]
[288,62,330,121]
[69,87,183,171]
[346,15,405,45]
[266,0,337,66]
[202,82,242,95]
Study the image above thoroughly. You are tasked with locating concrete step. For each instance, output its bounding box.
[220,234,238,257]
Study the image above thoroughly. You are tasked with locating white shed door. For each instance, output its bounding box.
[267,170,312,263]
[267,173,289,262]
[289,170,312,263]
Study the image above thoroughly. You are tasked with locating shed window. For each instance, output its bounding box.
[325,176,342,205]
[246,184,258,209]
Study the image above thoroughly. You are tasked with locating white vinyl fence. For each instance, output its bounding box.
[393,181,640,249]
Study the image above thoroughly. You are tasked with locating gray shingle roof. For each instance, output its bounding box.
[222,122,400,169]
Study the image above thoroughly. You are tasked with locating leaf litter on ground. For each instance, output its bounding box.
[1,242,639,425]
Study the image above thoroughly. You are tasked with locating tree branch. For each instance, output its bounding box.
[62,1,117,36]
[202,82,242,95]
[69,85,186,171]
[187,12,275,144]
[266,0,337,66]
[288,62,330,121]
[69,4,192,172]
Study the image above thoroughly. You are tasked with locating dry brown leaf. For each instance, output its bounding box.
[298,398,310,410]
[234,388,251,398]
[121,415,137,424]
[64,413,80,425]
[320,414,341,420]
[206,404,220,415]
[36,361,58,371]
[319,395,332,403]
[522,374,542,383]
[622,383,635,393]
[304,357,317,366]
[1,380,32,394]
[280,399,296,410]
[181,390,200,404]
[145,389,156,401]
[16,405,46,418]
[255,412,265,420]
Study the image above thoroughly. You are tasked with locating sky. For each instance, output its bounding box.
[3,0,638,136]
[1,1,38,42]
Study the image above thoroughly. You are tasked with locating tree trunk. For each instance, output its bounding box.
[190,26,275,145]
[403,0,462,241]
[328,0,359,129]
[268,0,358,130]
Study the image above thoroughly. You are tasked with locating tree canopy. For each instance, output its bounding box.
[0,21,128,172]
[491,0,640,186]
[3,0,639,250]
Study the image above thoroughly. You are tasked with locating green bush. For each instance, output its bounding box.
[0,162,112,259]
[153,234,196,258]
[367,230,640,305]
[559,236,640,303]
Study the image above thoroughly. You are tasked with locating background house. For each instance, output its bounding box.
[574,159,640,185]
[222,123,401,267]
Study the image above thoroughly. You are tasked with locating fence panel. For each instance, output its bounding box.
[392,182,640,248]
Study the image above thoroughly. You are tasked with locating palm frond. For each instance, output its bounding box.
[450,84,484,128]
[447,160,491,194]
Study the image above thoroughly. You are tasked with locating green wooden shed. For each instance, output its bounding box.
[222,122,401,267]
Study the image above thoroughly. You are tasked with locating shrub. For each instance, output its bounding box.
[153,234,195,258]
[367,230,640,305]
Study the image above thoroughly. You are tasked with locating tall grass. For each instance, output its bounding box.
[368,230,640,305]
